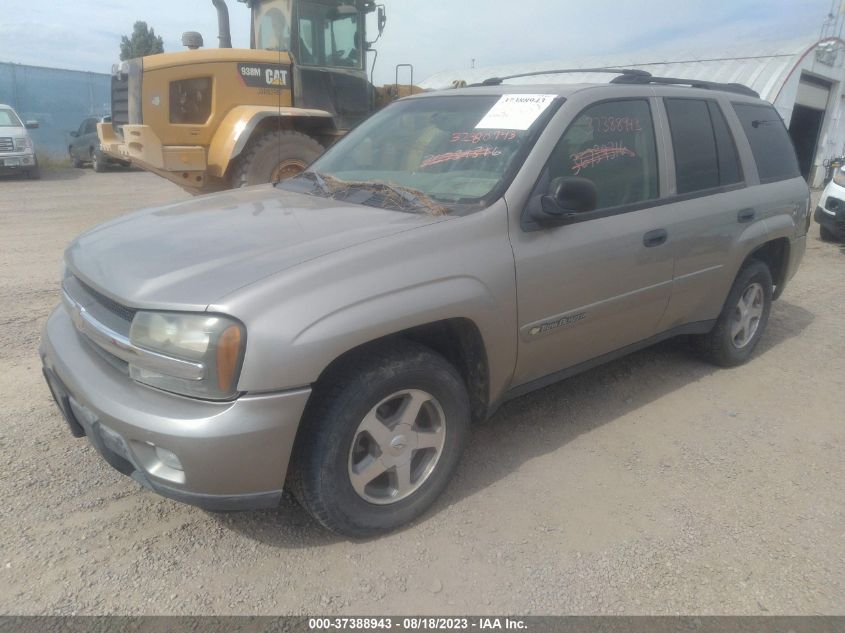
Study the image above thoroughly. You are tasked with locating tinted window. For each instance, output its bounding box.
[84,119,97,135]
[708,102,742,186]
[665,99,719,193]
[544,99,659,209]
[733,103,800,183]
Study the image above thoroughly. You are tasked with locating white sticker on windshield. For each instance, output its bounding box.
[475,94,557,130]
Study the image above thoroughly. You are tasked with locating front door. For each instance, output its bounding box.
[509,98,674,388]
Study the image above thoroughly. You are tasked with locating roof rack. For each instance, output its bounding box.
[474,67,759,98]
[610,73,759,97]
[476,67,651,86]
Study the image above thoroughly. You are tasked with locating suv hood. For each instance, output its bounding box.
[65,185,446,310]
[0,125,25,135]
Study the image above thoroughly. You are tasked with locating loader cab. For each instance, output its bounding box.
[247,0,378,129]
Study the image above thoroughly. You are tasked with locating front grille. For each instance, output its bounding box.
[75,276,138,323]
[0,137,14,153]
[111,73,130,128]
[64,274,137,326]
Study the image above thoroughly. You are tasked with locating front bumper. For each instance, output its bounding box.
[0,152,36,174]
[97,122,212,191]
[814,205,845,238]
[39,306,311,511]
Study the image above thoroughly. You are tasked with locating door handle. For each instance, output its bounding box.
[643,228,668,247]
[737,208,755,223]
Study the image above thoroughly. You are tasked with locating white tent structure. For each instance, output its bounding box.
[420,38,845,186]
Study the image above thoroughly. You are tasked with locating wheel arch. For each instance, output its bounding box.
[309,318,491,424]
[746,237,791,300]
[206,106,337,179]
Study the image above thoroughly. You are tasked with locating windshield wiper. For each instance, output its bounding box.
[332,180,449,216]
[291,173,449,215]
[296,170,331,196]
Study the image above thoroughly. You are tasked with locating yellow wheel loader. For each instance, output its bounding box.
[98,0,417,194]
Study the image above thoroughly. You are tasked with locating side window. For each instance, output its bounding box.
[544,99,659,210]
[665,98,741,194]
[663,99,741,194]
[708,102,742,186]
[84,119,97,135]
[665,99,718,193]
[323,14,360,68]
[257,7,291,51]
[733,103,800,183]
[298,17,317,65]
[298,3,361,68]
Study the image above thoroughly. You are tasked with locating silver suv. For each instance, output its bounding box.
[40,72,809,536]
[0,104,40,179]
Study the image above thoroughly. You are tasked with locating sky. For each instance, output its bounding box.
[0,0,838,86]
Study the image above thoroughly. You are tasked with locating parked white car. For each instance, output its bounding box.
[0,104,40,179]
[815,169,845,241]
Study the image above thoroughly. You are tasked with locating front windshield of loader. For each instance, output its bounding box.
[255,0,293,51]
[281,94,561,214]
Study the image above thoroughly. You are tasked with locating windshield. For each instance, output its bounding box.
[0,108,23,127]
[254,0,293,51]
[281,94,561,214]
[297,2,363,68]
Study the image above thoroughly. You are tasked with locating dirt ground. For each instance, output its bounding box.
[0,168,843,615]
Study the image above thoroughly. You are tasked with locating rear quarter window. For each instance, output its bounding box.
[733,103,800,183]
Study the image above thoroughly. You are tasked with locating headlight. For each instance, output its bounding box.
[834,168,845,187]
[129,312,245,400]
[14,137,33,152]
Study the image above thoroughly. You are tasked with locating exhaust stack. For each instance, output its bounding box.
[211,0,232,48]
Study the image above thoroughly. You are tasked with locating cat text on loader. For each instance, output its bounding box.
[98,0,417,194]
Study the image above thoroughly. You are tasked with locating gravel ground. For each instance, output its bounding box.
[0,168,843,615]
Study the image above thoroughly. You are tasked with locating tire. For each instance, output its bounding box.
[71,150,84,169]
[27,158,40,180]
[290,340,471,537]
[230,129,323,188]
[693,259,773,367]
[92,149,107,173]
[820,224,837,242]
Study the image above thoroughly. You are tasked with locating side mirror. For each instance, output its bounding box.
[377,6,386,36]
[69,131,79,138]
[531,177,597,227]
[25,120,39,130]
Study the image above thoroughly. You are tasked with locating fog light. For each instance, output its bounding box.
[155,446,183,472]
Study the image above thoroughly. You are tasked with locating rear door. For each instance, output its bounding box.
[653,96,751,329]
[654,95,806,330]
[508,96,675,388]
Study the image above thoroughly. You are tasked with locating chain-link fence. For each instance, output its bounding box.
[0,62,110,158]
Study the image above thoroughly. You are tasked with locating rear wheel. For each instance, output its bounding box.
[290,340,471,537]
[693,259,772,367]
[230,129,323,188]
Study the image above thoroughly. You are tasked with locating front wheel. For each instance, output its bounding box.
[92,149,107,173]
[290,340,471,537]
[230,129,323,188]
[693,259,773,367]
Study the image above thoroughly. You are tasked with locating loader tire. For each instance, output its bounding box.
[230,129,323,188]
